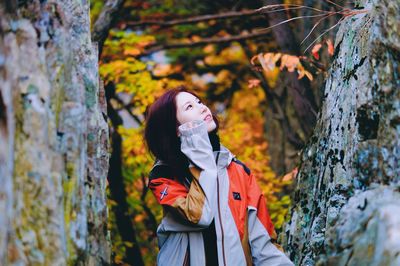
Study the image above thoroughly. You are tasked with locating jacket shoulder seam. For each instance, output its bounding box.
[232,158,251,175]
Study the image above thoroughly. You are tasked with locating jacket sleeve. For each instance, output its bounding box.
[247,173,294,266]
[148,120,217,227]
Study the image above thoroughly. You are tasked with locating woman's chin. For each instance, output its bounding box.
[206,121,217,132]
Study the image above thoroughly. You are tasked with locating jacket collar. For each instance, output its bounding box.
[153,145,235,169]
[213,144,235,169]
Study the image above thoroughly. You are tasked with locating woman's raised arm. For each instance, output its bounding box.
[149,120,218,227]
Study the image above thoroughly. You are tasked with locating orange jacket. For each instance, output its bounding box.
[149,120,293,266]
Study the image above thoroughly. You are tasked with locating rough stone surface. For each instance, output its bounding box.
[0,1,110,265]
[283,0,400,265]
[324,187,400,266]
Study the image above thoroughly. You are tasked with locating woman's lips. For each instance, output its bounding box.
[204,114,212,122]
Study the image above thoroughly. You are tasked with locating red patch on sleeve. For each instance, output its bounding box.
[149,178,188,206]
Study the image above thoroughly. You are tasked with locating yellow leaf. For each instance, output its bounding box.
[264,67,280,88]
[125,241,133,248]
[216,70,230,83]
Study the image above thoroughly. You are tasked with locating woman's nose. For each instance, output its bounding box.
[199,103,207,113]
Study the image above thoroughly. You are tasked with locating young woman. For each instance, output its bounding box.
[144,86,294,266]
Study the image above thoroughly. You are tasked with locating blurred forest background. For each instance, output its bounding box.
[90,0,345,264]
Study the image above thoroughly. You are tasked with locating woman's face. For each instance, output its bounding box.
[176,92,217,132]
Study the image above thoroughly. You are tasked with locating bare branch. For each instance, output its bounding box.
[140,31,272,56]
[300,13,337,45]
[126,9,266,28]
[127,4,332,29]
[255,13,330,34]
[303,16,345,53]
[113,96,143,125]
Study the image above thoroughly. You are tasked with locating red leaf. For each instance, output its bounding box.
[326,39,334,56]
[311,43,322,60]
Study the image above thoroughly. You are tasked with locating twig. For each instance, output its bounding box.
[140,31,272,56]
[323,0,346,9]
[300,12,338,45]
[113,95,143,125]
[256,4,331,15]
[127,9,265,28]
[255,13,330,34]
[127,5,328,29]
[303,16,345,54]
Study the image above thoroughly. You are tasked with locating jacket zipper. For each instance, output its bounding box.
[215,153,227,266]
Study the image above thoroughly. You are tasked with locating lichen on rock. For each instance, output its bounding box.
[284,0,400,265]
[0,1,110,265]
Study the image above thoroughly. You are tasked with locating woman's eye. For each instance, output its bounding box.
[186,104,192,110]
[197,99,202,104]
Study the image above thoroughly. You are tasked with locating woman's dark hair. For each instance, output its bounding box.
[144,86,219,178]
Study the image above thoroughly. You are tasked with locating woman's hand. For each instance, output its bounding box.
[178,119,214,167]
[178,120,204,136]
[183,121,197,129]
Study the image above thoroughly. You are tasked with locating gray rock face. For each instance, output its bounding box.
[325,187,400,266]
[284,0,400,265]
[0,1,110,265]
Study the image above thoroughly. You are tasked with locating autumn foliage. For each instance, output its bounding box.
[92,0,339,264]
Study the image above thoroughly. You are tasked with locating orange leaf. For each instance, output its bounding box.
[262,53,281,71]
[191,35,202,42]
[203,44,214,54]
[250,54,261,65]
[326,39,334,56]
[280,54,299,72]
[273,53,282,63]
[297,63,306,79]
[124,48,141,56]
[311,43,322,60]
[153,64,172,76]
[257,53,270,72]
[282,167,298,181]
[304,70,313,81]
[297,65,313,81]
[248,79,261,88]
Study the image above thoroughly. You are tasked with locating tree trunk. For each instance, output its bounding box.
[106,82,144,266]
[92,0,126,58]
[283,0,400,265]
[0,1,110,265]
